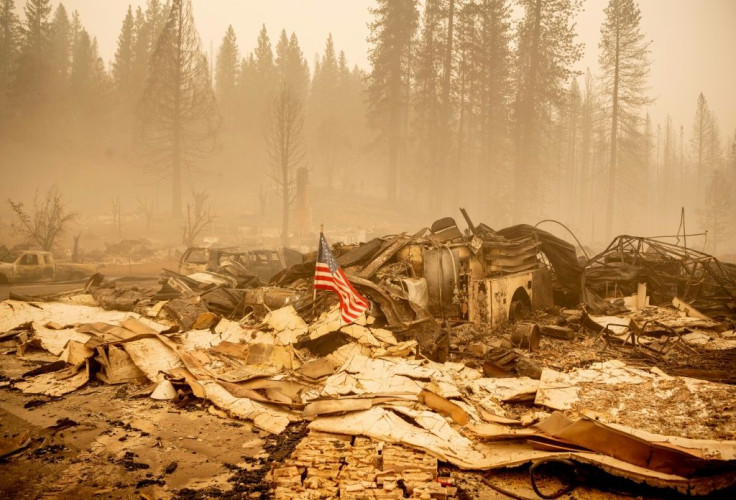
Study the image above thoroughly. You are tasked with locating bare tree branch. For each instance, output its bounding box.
[7,185,78,251]
[181,189,215,247]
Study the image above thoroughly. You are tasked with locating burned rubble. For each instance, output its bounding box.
[1,214,736,498]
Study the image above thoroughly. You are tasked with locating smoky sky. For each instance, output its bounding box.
[45,0,736,137]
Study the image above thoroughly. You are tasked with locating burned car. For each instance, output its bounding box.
[179,246,300,283]
[0,249,97,283]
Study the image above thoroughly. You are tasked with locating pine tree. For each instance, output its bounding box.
[275,30,309,99]
[69,31,112,140]
[130,6,149,100]
[266,83,306,248]
[367,0,419,201]
[477,0,514,218]
[310,34,341,188]
[726,129,736,172]
[130,1,170,109]
[0,0,20,118]
[215,25,239,125]
[563,79,581,221]
[48,3,71,102]
[690,92,722,198]
[577,69,600,239]
[70,28,94,103]
[252,23,275,99]
[113,6,136,103]
[599,0,652,237]
[11,0,53,118]
[513,0,583,221]
[641,113,655,228]
[137,0,220,218]
[413,0,451,211]
[235,25,274,181]
[340,58,369,192]
[700,168,734,255]
[69,9,82,46]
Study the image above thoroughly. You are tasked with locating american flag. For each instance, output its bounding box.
[314,232,370,324]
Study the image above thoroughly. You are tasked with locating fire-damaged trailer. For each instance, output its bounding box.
[315,213,582,330]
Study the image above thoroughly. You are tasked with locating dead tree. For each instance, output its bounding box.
[111,197,122,238]
[7,185,78,251]
[137,196,155,232]
[265,83,306,248]
[181,190,215,247]
[72,233,81,262]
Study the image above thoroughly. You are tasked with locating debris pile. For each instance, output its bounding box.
[2,216,736,497]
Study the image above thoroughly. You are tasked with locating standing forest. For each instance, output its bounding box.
[1,0,735,255]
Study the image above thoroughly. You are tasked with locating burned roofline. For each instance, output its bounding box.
[582,234,736,315]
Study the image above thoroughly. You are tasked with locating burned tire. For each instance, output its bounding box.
[509,288,531,323]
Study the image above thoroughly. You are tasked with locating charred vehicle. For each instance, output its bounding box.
[0,250,97,284]
[373,216,558,327]
[315,212,581,330]
[179,247,301,283]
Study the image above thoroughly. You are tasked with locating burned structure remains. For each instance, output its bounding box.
[1,211,735,498]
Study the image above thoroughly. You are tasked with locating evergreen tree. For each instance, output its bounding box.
[577,69,601,239]
[560,79,581,220]
[48,3,71,101]
[11,0,53,118]
[367,0,419,201]
[70,28,93,103]
[130,6,149,100]
[70,31,112,140]
[413,0,451,211]
[112,6,136,103]
[310,34,341,188]
[130,1,170,108]
[599,0,652,236]
[0,0,19,118]
[252,23,275,99]
[477,0,514,217]
[275,30,309,98]
[690,92,722,197]
[700,168,734,255]
[237,52,257,119]
[513,0,583,221]
[235,25,274,182]
[215,25,239,125]
[726,129,736,172]
[641,112,655,228]
[239,24,275,124]
[69,10,82,50]
[450,0,475,196]
[266,83,306,248]
[137,0,220,218]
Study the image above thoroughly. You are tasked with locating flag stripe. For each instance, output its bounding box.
[313,235,370,324]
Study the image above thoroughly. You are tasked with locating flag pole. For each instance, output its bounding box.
[312,223,323,317]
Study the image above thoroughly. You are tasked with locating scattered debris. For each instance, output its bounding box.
[2,216,735,497]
